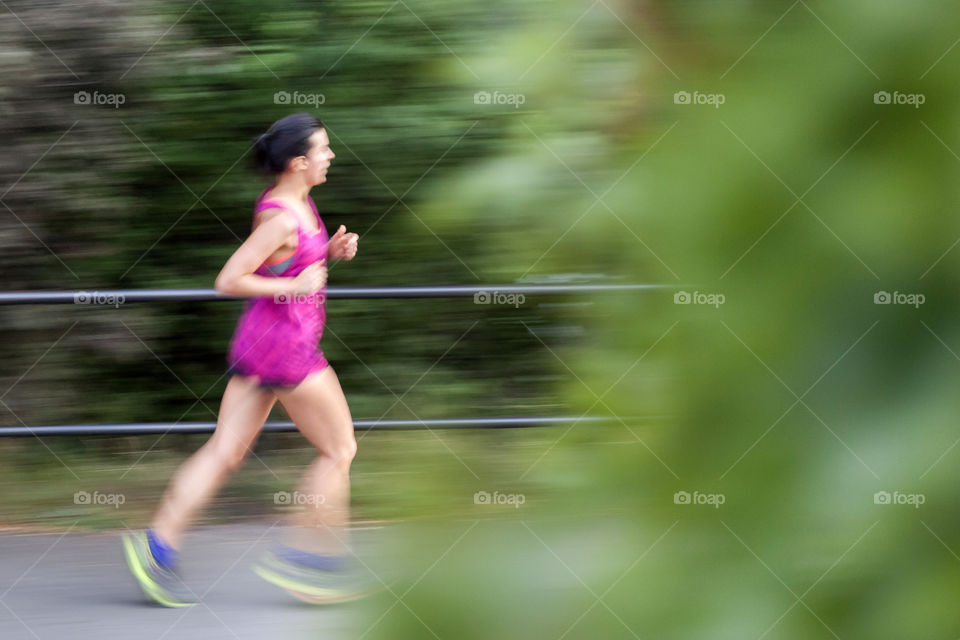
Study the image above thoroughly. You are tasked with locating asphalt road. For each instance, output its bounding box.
[0,521,378,640]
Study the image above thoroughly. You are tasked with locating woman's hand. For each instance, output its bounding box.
[290,259,327,294]
[327,225,359,261]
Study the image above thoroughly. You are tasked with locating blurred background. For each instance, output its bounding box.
[2,0,960,637]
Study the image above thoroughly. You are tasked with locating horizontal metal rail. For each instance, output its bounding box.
[0,284,658,436]
[0,284,667,305]
[0,416,630,437]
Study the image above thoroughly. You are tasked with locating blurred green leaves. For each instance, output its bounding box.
[3,0,960,636]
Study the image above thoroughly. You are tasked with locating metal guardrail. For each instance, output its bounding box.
[0,283,666,305]
[0,283,663,436]
[0,416,631,437]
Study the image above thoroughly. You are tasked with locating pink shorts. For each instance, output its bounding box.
[227,355,329,390]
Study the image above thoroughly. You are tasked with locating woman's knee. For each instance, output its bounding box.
[324,436,357,466]
[206,437,252,473]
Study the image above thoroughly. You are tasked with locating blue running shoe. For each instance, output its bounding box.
[252,547,377,604]
[121,530,197,608]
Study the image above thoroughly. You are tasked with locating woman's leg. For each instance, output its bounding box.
[151,374,277,549]
[272,365,357,556]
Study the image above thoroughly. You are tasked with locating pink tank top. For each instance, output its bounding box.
[225,187,330,386]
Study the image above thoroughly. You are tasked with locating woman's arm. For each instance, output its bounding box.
[214,209,322,297]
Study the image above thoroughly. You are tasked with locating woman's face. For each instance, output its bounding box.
[304,128,335,185]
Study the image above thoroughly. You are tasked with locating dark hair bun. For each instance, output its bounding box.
[252,113,323,176]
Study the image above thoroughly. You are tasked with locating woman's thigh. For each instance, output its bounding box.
[210,375,278,458]
[273,366,355,456]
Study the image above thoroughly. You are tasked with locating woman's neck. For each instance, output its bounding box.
[269,175,312,204]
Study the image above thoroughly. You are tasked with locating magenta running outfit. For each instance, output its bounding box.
[226,186,330,388]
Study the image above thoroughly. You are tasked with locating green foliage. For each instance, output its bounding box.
[3,0,960,636]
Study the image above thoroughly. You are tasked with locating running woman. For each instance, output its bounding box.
[122,113,361,606]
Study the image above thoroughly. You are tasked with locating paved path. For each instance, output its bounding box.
[0,521,381,640]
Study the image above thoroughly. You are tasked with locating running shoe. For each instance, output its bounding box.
[121,530,197,608]
[251,547,375,604]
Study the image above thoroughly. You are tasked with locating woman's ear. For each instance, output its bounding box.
[290,155,309,172]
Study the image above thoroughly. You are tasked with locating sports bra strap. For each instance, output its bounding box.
[253,202,301,235]
[254,199,294,214]
[253,188,321,229]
